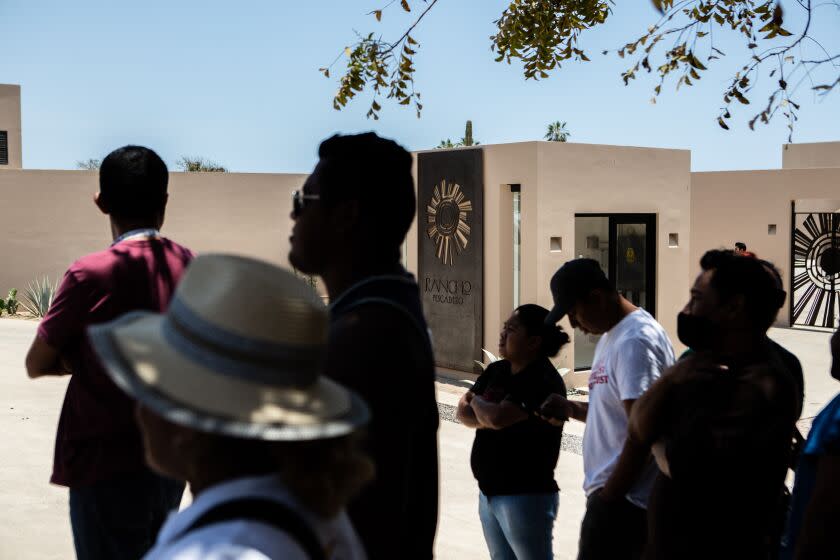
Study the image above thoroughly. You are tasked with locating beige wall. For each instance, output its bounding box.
[407,142,692,371]
[690,167,840,326]
[0,85,23,169]
[0,169,306,295]
[534,142,692,369]
[783,142,840,169]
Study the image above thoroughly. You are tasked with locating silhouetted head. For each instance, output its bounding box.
[546,259,619,335]
[288,133,415,275]
[95,145,169,227]
[679,249,782,352]
[499,304,569,366]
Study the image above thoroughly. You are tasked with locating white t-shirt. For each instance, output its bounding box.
[582,309,675,508]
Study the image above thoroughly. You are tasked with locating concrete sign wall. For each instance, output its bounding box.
[418,149,484,371]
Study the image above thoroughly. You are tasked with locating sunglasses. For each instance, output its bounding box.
[292,190,321,217]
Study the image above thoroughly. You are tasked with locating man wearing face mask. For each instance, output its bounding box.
[618,250,801,559]
[678,252,804,416]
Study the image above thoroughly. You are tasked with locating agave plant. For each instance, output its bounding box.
[21,277,57,318]
[474,346,573,377]
[474,348,502,371]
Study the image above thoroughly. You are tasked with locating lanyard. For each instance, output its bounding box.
[111,228,161,247]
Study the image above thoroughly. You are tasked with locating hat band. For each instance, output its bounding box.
[163,299,323,386]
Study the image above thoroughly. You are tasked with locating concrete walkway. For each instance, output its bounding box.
[0,319,834,559]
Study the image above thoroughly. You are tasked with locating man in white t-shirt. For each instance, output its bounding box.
[540,259,675,560]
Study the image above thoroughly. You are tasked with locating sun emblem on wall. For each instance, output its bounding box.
[426,180,473,266]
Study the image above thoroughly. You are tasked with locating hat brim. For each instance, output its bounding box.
[88,312,370,441]
[544,304,568,326]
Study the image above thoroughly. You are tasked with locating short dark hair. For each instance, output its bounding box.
[515,304,570,358]
[316,133,415,256]
[699,249,781,331]
[735,242,747,251]
[99,146,168,220]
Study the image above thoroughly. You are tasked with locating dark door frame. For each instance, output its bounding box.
[575,213,658,318]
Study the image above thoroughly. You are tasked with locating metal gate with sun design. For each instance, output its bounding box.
[791,211,840,330]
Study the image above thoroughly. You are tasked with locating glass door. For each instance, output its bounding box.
[573,214,657,370]
[611,216,656,316]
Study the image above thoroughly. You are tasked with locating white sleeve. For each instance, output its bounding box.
[614,336,666,401]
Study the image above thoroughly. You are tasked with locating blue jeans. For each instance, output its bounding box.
[479,491,559,560]
[69,471,185,560]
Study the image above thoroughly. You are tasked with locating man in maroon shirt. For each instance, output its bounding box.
[25,146,194,560]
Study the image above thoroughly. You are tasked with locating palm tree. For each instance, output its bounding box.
[545,121,571,142]
[436,139,456,149]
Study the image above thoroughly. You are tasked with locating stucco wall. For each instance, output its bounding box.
[534,142,692,369]
[690,167,840,326]
[783,142,840,169]
[407,142,691,371]
[0,169,306,296]
[0,85,23,169]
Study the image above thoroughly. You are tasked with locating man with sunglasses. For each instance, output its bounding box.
[288,132,439,559]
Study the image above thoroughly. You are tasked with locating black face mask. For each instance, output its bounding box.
[677,312,720,352]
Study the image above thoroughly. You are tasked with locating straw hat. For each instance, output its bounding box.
[88,254,369,441]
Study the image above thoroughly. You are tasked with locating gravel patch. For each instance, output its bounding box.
[437,402,583,456]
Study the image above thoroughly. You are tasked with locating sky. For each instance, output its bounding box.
[1,0,838,173]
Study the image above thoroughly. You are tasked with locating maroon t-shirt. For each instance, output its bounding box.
[37,237,194,487]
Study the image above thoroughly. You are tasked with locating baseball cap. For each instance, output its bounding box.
[545,259,611,325]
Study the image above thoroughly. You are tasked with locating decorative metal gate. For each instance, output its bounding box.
[791,211,840,329]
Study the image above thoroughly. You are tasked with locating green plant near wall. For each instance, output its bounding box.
[1,289,20,316]
[21,278,57,318]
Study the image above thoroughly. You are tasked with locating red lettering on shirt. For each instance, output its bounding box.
[588,365,609,390]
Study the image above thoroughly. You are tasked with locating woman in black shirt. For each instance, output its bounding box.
[456,304,568,560]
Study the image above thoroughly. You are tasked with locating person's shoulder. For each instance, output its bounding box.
[535,358,566,394]
[768,339,803,373]
[159,237,196,259]
[64,247,126,283]
[331,298,423,341]
[484,359,510,376]
[152,521,302,559]
[617,317,671,352]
